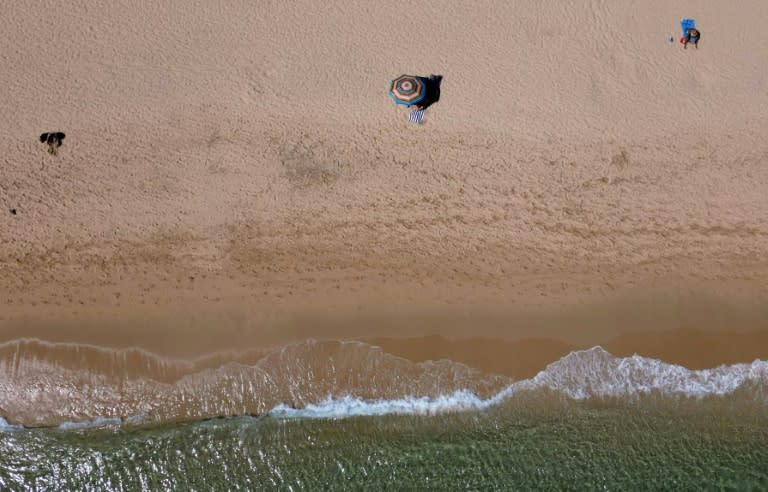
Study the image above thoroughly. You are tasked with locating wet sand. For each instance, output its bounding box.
[2,299,767,382]
[370,327,768,380]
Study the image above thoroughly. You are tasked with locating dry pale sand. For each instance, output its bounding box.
[1,1,768,368]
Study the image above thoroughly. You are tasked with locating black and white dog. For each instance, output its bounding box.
[39,132,66,154]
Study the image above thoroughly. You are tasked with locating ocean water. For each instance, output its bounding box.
[2,341,768,490]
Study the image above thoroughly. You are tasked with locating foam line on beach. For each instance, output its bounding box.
[2,343,767,429]
[269,346,768,419]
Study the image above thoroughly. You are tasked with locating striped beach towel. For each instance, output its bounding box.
[408,109,425,124]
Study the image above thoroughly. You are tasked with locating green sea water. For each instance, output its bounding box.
[2,400,767,491]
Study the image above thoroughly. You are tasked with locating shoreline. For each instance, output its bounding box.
[3,285,767,372]
[2,325,768,428]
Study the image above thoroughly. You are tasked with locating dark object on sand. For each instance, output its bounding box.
[9,208,17,215]
[40,132,66,155]
[414,74,442,111]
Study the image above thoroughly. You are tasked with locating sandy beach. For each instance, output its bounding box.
[2,0,768,385]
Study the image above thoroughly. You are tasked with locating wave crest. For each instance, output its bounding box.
[522,346,768,400]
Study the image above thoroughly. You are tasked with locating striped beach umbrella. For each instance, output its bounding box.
[389,75,426,106]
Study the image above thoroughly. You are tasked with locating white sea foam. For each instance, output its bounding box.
[0,417,23,432]
[520,346,768,400]
[269,390,488,419]
[267,347,768,419]
[58,417,123,430]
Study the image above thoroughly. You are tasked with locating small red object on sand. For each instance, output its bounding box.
[680,36,686,44]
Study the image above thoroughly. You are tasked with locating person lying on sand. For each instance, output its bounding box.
[683,28,700,49]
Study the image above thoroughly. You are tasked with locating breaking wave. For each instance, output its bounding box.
[1,339,767,428]
[271,346,768,419]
